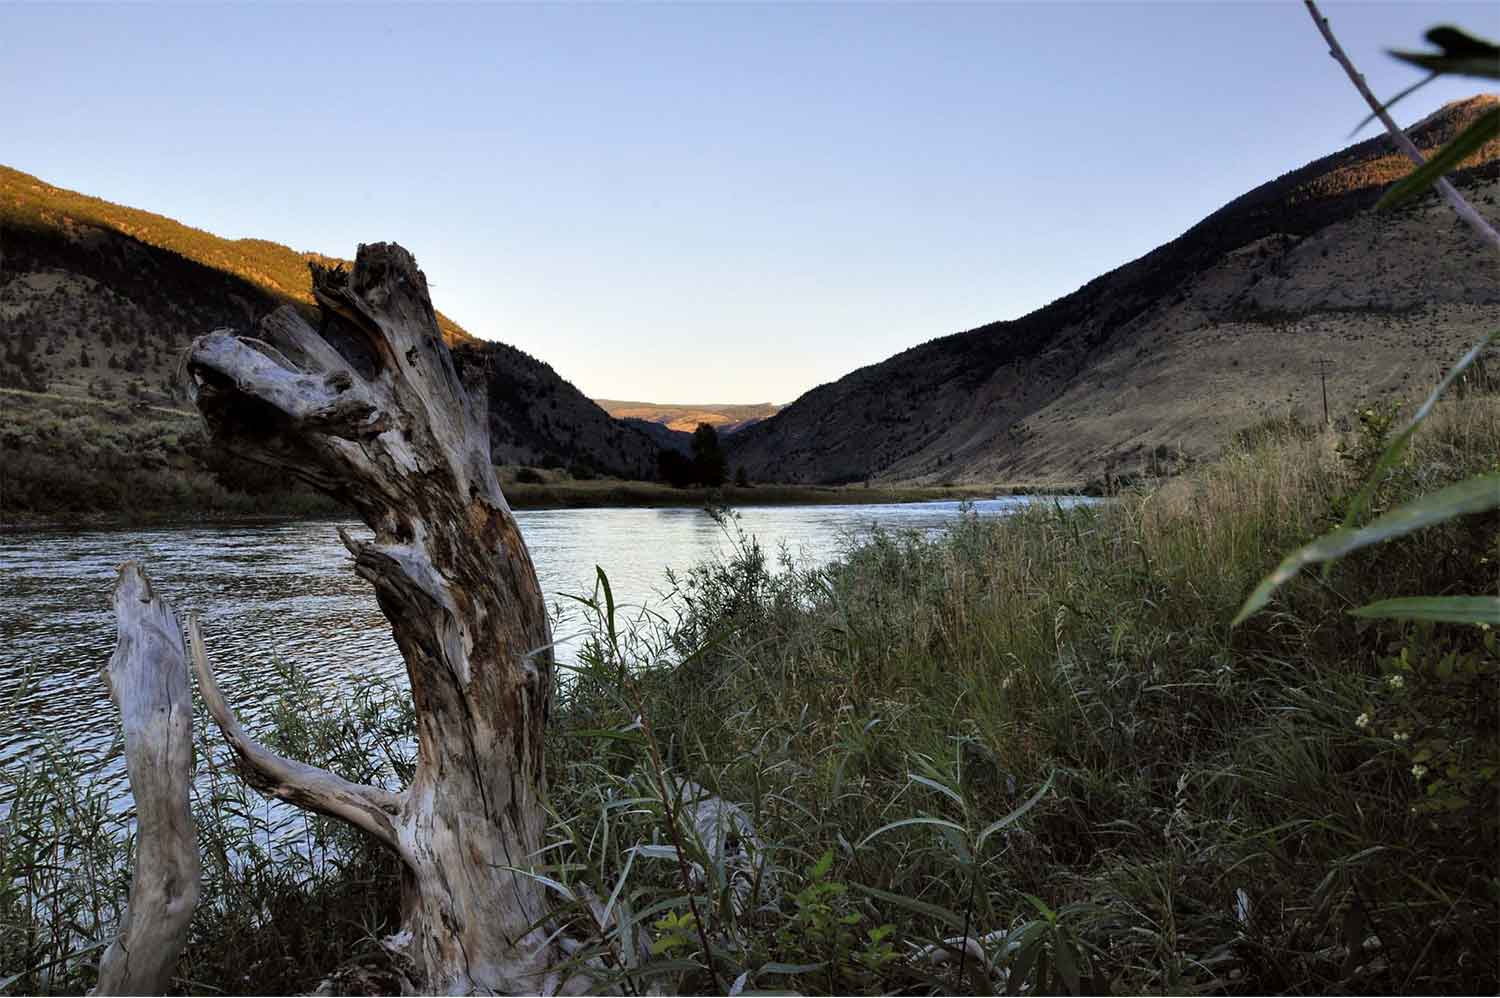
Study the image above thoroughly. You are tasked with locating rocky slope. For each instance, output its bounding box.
[727,95,1500,486]
[0,164,661,488]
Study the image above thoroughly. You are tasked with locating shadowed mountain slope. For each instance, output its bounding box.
[0,164,661,481]
[727,95,1500,486]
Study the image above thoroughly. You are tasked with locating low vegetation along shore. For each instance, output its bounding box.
[0,389,1055,528]
[3,393,1495,994]
[496,466,1027,511]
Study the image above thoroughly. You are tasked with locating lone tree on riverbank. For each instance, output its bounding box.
[691,423,728,487]
[182,245,564,993]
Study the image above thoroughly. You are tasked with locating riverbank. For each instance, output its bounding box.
[4,399,1495,995]
[497,475,1064,510]
[0,480,1066,530]
[2,386,1081,527]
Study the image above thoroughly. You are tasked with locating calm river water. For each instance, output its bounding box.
[0,497,1083,805]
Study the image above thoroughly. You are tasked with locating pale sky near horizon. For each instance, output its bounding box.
[3,2,1496,404]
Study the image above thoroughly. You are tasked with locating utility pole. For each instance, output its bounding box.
[1315,357,1332,425]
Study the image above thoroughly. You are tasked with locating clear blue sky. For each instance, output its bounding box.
[3,2,1495,404]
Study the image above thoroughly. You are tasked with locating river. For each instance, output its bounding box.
[0,497,1085,805]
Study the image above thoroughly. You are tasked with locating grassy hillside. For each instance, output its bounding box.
[729,95,1500,486]
[7,391,1495,995]
[0,164,475,348]
[0,387,340,522]
[0,164,668,512]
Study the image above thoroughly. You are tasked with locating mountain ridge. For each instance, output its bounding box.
[727,94,1500,485]
[0,163,664,488]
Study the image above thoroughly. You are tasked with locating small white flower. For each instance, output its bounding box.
[1386,674,1405,690]
[1393,730,1410,744]
[1411,764,1428,780]
[1355,712,1371,730]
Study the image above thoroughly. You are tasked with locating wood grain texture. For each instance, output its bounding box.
[96,562,200,996]
[185,244,561,994]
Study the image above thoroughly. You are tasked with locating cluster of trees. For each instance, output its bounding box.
[658,423,745,488]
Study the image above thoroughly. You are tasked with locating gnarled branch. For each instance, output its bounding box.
[186,613,403,849]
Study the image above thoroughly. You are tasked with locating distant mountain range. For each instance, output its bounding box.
[727,95,1500,486]
[0,163,661,481]
[593,400,781,455]
[5,95,1497,506]
[594,399,780,435]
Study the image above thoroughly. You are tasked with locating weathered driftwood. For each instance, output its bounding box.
[96,562,200,996]
[673,779,775,917]
[183,244,560,993]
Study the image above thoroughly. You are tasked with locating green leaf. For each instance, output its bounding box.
[909,772,965,807]
[1389,25,1500,79]
[856,816,970,849]
[1338,331,1498,530]
[1234,473,1500,625]
[1378,107,1500,208]
[1350,596,1500,625]
[1023,893,1057,922]
[758,961,828,975]
[1006,929,1044,997]
[595,565,622,680]
[499,866,575,901]
[602,842,637,924]
[976,771,1054,850]
[1054,934,1082,996]
[852,883,968,933]
[1427,25,1500,57]
[563,727,647,744]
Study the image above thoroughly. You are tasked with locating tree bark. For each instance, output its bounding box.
[183,244,560,994]
[97,562,200,996]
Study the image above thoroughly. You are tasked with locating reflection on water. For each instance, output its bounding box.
[0,497,1086,803]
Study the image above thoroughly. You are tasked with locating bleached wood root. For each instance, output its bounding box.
[914,929,1016,992]
[95,562,201,996]
[672,779,776,916]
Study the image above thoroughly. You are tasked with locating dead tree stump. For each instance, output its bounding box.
[182,244,561,994]
[97,562,200,996]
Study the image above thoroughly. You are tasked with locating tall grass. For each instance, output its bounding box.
[3,398,1496,994]
[0,665,411,994]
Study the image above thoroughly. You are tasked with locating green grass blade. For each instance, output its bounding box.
[758,961,828,975]
[595,566,622,681]
[1339,331,1498,530]
[852,883,969,933]
[1350,596,1500,625]
[857,816,969,849]
[1377,107,1500,208]
[1234,473,1500,625]
[975,772,1054,850]
[562,727,647,744]
[500,866,576,901]
[908,772,965,807]
[602,841,637,924]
